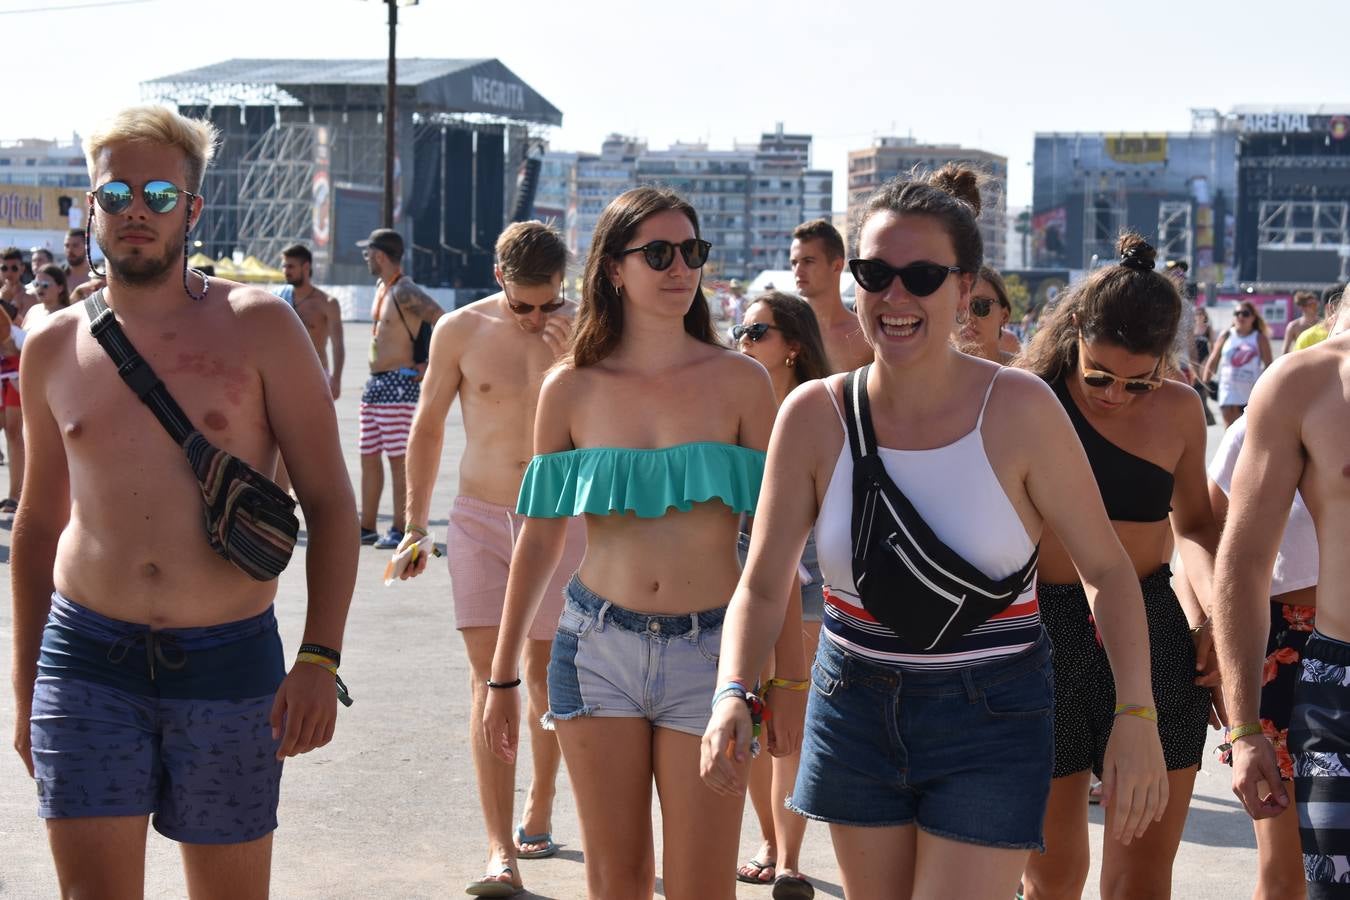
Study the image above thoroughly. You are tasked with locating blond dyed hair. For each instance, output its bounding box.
[83,105,219,192]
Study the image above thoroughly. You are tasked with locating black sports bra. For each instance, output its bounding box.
[1053,378,1173,523]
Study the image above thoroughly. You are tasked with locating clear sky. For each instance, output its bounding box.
[4,0,1347,209]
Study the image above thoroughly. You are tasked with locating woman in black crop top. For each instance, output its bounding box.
[1018,233,1222,900]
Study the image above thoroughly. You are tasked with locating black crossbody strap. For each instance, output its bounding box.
[842,365,880,460]
[83,291,196,445]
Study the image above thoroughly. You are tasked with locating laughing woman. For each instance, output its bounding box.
[702,167,1167,900]
[482,186,776,900]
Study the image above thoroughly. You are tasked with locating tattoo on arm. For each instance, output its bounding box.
[391,282,445,324]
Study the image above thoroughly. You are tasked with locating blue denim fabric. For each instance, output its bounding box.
[789,630,1055,850]
[546,576,725,737]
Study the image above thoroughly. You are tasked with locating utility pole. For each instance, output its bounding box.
[383,0,397,227]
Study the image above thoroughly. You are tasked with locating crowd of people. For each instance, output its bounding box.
[7,102,1350,900]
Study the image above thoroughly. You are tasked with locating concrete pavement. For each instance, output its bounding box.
[0,322,1260,898]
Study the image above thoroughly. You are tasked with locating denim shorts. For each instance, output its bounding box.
[545,576,726,737]
[788,630,1055,850]
[30,593,285,844]
[737,532,824,623]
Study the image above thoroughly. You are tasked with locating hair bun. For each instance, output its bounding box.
[1117,231,1157,272]
[927,164,983,218]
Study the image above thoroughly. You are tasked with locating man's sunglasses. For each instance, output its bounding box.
[616,238,711,271]
[731,322,780,343]
[507,297,566,315]
[90,180,197,215]
[848,258,961,296]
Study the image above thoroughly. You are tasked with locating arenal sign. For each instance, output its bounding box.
[1240,112,1350,134]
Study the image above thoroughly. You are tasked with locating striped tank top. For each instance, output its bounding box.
[814,373,1041,669]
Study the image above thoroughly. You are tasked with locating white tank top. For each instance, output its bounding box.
[815,371,1041,668]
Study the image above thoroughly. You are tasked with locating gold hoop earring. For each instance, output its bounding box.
[786,356,796,367]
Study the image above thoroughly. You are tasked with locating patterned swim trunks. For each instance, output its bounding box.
[359,369,420,456]
[1289,630,1350,898]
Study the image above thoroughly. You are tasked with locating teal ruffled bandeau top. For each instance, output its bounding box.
[516,441,766,519]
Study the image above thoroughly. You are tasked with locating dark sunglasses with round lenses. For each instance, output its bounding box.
[91,180,197,215]
[506,297,566,315]
[731,322,781,343]
[848,258,962,296]
[617,238,712,271]
[969,297,1003,318]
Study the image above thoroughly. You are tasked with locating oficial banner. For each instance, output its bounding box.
[0,185,82,232]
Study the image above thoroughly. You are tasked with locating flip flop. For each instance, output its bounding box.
[736,857,776,885]
[773,872,816,900]
[464,864,521,897]
[514,824,559,859]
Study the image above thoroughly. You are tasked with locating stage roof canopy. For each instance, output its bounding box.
[143,58,562,126]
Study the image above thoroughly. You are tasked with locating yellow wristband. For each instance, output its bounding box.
[1113,703,1158,722]
[1226,722,1264,743]
[767,677,809,692]
[296,653,338,676]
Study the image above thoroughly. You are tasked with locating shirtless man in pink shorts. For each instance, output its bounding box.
[399,220,584,897]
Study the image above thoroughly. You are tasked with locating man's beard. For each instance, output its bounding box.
[67,251,86,267]
[107,242,179,287]
[285,274,304,287]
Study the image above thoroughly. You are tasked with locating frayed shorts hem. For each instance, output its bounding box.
[916,822,1044,853]
[542,707,707,738]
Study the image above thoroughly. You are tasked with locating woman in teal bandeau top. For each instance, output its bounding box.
[483,186,783,900]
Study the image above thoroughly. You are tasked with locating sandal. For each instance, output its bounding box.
[773,872,816,900]
[737,857,776,885]
[514,824,558,859]
[0,498,16,515]
[1088,777,1103,805]
[464,864,521,897]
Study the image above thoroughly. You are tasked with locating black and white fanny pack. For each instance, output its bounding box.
[844,366,1037,652]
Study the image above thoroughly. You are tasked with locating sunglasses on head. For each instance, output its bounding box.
[90,179,196,215]
[848,258,961,296]
[616,238,711,271]
[506,297,566,315]
[731,322,780,343]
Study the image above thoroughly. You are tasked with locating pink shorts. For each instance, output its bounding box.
[447,495,587,642]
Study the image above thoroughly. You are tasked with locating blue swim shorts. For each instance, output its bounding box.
[29,593,286,844]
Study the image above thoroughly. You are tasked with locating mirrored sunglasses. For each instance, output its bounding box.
[91,180,196,215]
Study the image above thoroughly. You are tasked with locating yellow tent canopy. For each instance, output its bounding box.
[238,256,285,283]
[212,257,243,279]
[187,252,215,269]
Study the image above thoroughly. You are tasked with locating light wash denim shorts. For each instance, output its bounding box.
[544,576,725,737]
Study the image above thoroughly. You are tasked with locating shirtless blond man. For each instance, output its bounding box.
[789,219,873,372]
[358,228,444,548]
[10,104,358,899]
[280,243,344,399]
[1212,301,1350,898]
[399,221,584,896]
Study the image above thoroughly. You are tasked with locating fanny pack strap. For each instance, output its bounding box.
[83,290,196,446]
[843,365,883,565]
[842,364,876,461]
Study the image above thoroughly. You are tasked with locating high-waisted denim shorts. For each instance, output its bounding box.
[545,576,725,737]
[789,630,1055,851]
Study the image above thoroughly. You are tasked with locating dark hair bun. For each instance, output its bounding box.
[1116,231,1157,271]
[927,164,982,218]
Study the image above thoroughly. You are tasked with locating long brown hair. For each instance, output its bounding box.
[1018,232,1182,383]
[747,291,831,385]
[568,186,719,368]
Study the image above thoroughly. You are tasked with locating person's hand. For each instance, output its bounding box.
[1192,621,1221,688]
[700,696,753,796]
[541,313,573,357]
[1208,687,1228,730]
[1231,734,1289,820]
[1100,714,1169,845]
[396,531,430,579]
[269,662,339,761]
[482,687,519,763]
[765,686,806,758]
[13,698,33,778]
[329,373,341,400]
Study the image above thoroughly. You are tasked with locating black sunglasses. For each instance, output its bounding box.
[90,180,197,215]
[849,258,961,296]
[969,298,1000,318]
[617,238,711,271]
[507,297,566,315]
[1234,309,1254,318]
[731,322,780,343]
[0,263,20,273]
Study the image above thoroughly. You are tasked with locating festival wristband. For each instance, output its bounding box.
[298,643,341,667]
[296,653,338,675]
[486,677,521,689]
[767,677,809,692]
[406,524,429,537]
[711,683,748,712]
[1113,703,1158,722]
[1225,722,1264,743]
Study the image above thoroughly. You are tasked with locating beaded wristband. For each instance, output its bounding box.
[1113,703,1158,722]
[1226,722,1264,743]
[298,643,341,667]
[767,677,809,692]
